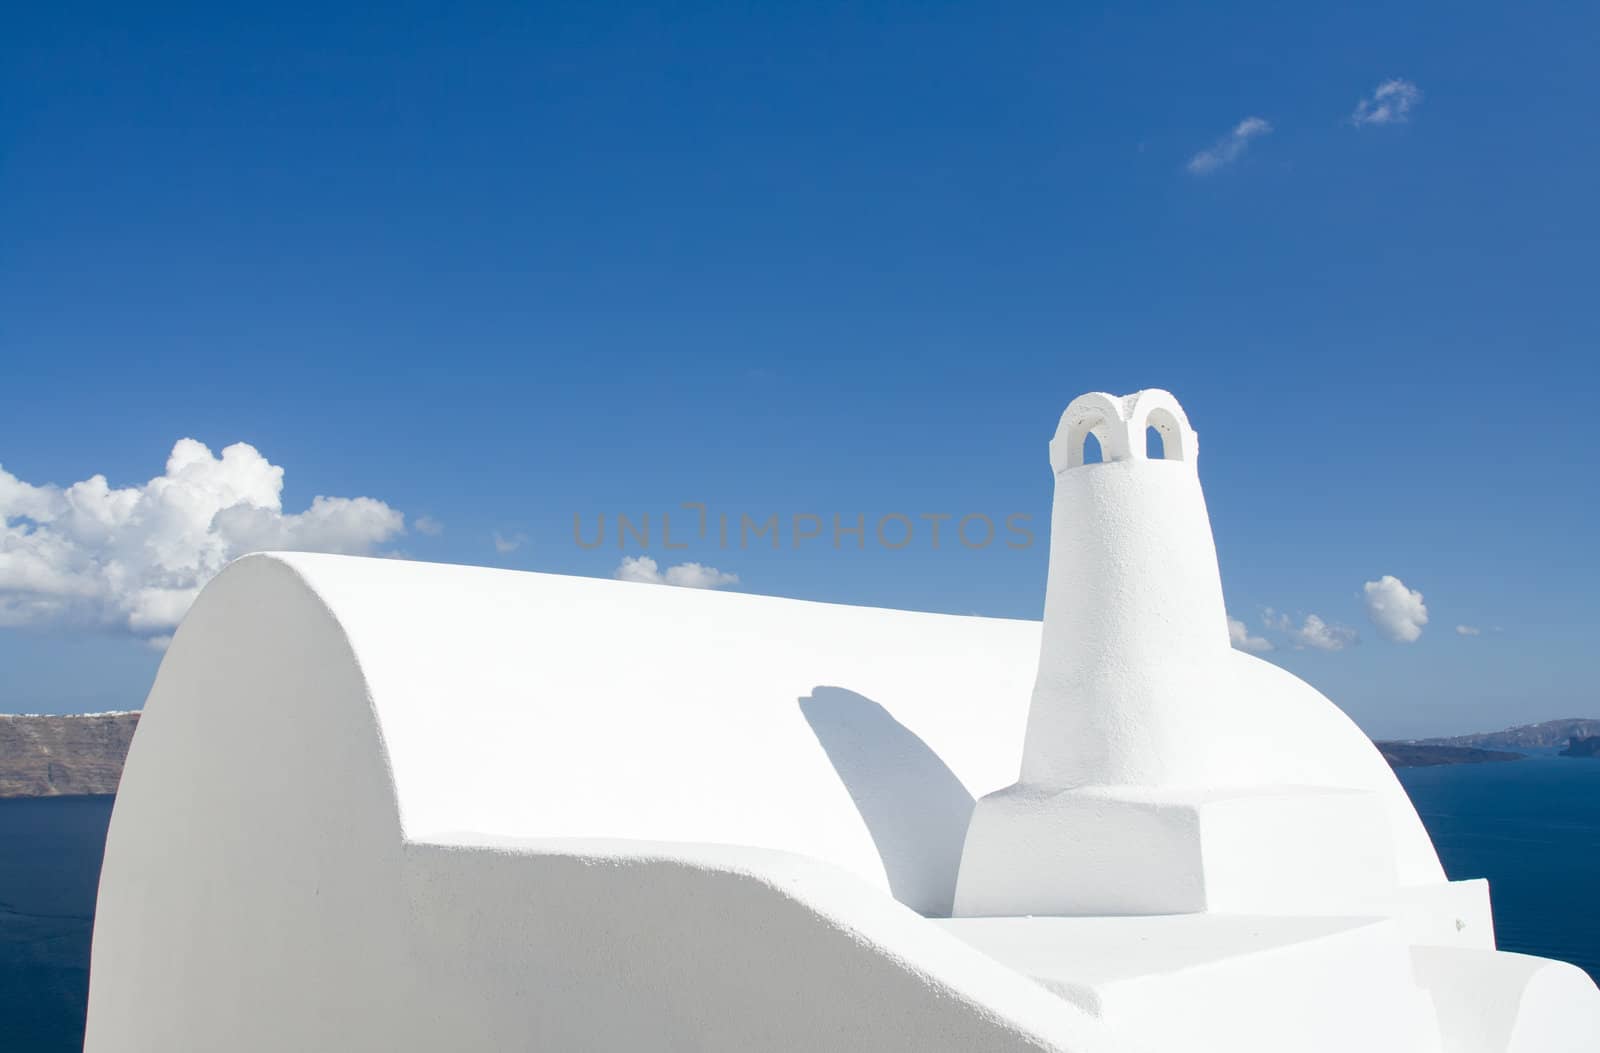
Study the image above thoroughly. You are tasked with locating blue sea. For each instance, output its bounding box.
[1,796,112,1053]
[2,758,1598,1052]
[1396,756,1600,980]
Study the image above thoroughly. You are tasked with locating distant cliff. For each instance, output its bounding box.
[1560,736,1600,758]
[1374,742,1524,768]
[0,712,140,797]
[1419,718,1600,752]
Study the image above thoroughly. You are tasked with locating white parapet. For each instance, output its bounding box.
[1411,946,1600,1053]
[937,914,1443,1053]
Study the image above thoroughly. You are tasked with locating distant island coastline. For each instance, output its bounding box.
[2,712,1598,798]
[1371,717,1600,767]
[1417,718,1600,752]
[1371,742,1525,767]
[1374,717,1600,768]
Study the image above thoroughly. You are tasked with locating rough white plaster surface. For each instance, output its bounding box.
[85,389,1600,1051]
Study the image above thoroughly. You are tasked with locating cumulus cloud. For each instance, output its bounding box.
[614,555,738,589]
[492,531,526,554]
[1288,613,1360,651]
[1267,609,1359,652]
[1456,624,1481,636]
[0,439,405,641]
[1228,616,1274,653]
[1352,79,1422,126]
[1363,575,1429,642]
[413,515,444,537]
[1187,117,1272,175]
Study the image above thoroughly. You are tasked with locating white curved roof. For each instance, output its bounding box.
[254,551,1044,915]
[234,550,1438,908]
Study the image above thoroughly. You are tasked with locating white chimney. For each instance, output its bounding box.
[953,390,1402,918]
[1021,389,1229,789]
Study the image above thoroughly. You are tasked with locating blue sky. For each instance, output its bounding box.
[2,1,1596,736]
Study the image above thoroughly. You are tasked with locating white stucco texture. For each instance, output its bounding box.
[85,389,1600,1051]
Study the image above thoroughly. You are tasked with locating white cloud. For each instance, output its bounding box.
[414,515,444,537]
[1352,79,1422,127]
[614,555,738,589]
[0,439,405,641]
[1187,117,1273,175]
[1456,624,1481,636]
[1363,575,1429,642]
[664,562,740,589]
[1292,614,1360,651]
[1228,616,1274,653]
[1267,609,1359,652]
[492,531,526,554]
